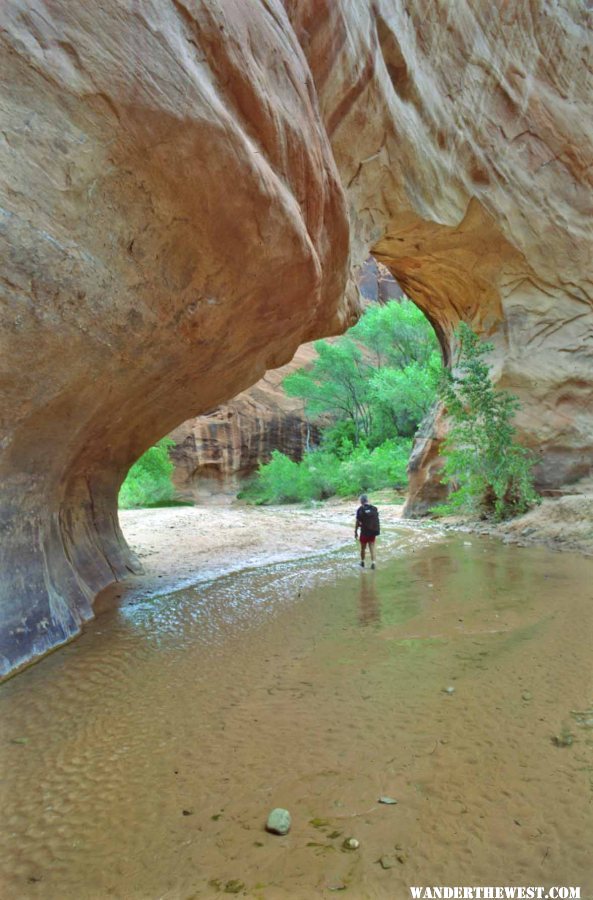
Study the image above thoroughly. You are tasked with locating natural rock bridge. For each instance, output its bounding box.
[1,0,592,677]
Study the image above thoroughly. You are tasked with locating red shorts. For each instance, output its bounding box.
[359,534,376,545]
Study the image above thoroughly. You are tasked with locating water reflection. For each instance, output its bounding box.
[358,572,380,626]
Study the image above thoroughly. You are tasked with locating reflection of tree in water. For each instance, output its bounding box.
[358,575,380,626]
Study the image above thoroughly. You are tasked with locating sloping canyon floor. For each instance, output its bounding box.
[1,502,592,899]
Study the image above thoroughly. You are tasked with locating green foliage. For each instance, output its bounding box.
[244,298,442,505]
[119,438,176,509]
[349,298,437,369]
[331,439,411,496]
[284,300,442,448]
[369,353,442,441]
[284,339,372,445]
[240,439,411,505]
[434,323,538,520]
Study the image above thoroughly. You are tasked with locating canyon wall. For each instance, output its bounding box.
[169,343,322,502]
[1,0,592,675]
[288,0,593,510]
[0,0,353,676]
[168,258,399,500]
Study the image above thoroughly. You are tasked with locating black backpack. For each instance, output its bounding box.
[359,503,380,536]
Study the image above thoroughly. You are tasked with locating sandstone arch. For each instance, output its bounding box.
[1,0,591,676]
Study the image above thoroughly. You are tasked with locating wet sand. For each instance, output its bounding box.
[1,525,592,899]
[117,499,406,589]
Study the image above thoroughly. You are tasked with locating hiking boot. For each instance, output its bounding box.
[371,563,376,570]
[360,561,365,568]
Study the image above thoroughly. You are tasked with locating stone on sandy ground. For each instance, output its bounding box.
[266,808,291,835]
[342,837,360,850]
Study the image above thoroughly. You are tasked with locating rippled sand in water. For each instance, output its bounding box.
[1,529,592,899]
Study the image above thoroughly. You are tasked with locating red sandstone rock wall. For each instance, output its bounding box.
[169,344,322,501]
[287,0,593,509]
[0,0,352,676]
[168,258,397,500]
[1,1,591,675]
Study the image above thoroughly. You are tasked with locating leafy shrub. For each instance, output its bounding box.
[240,450,315,505]
[434,323,538,520]
[242,439,411,505]
[119,438,176,508]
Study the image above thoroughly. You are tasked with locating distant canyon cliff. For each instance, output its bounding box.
[169,258,400,501]
[0,1,591,675]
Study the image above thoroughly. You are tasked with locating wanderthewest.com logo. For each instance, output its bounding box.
[409,889,580,899]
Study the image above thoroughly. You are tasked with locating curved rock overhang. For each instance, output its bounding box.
[289,0,593,507]
[1,0,592,676]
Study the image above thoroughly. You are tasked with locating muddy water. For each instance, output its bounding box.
[1,529,592,899]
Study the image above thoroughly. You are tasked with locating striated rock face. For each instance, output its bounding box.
[358,256,401,303]
[288,0,593,509]
[403,403,449,518]
[1,1,592,674]
[169,257,391,500]
[169,344,322,502]
[0,0,352,676]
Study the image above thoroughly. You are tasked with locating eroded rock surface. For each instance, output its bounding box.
[169,343,322,502]
[169,257,395,500]
[0,0,352,676]
[289,0,593,507]
[1,1,592,674]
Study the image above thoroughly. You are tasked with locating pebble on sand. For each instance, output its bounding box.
[266,808,291,835]
[443,686,455,694]
[342,837,360,850]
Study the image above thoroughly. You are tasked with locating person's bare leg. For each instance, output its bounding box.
[360,541,366,566]
[369,541,376,568]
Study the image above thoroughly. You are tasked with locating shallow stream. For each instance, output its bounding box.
[1,527,592,898]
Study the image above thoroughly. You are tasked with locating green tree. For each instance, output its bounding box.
[119,438,176,508]
[434,323,538,520]
[349,298,438,368]
[284,300,442,448]
[284,338,373,444]
[369,352,442,442]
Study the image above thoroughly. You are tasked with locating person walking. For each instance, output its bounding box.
[354,493,380,569]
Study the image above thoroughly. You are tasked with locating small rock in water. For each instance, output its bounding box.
[378,855,397,869]
[266,808,291,835]
[378,796,398,805]
[521,691,532,701]
[443,686,455,695]
[342,837,360,851]
[224,880,245,894]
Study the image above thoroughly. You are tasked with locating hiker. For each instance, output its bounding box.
[354,494,380,569]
